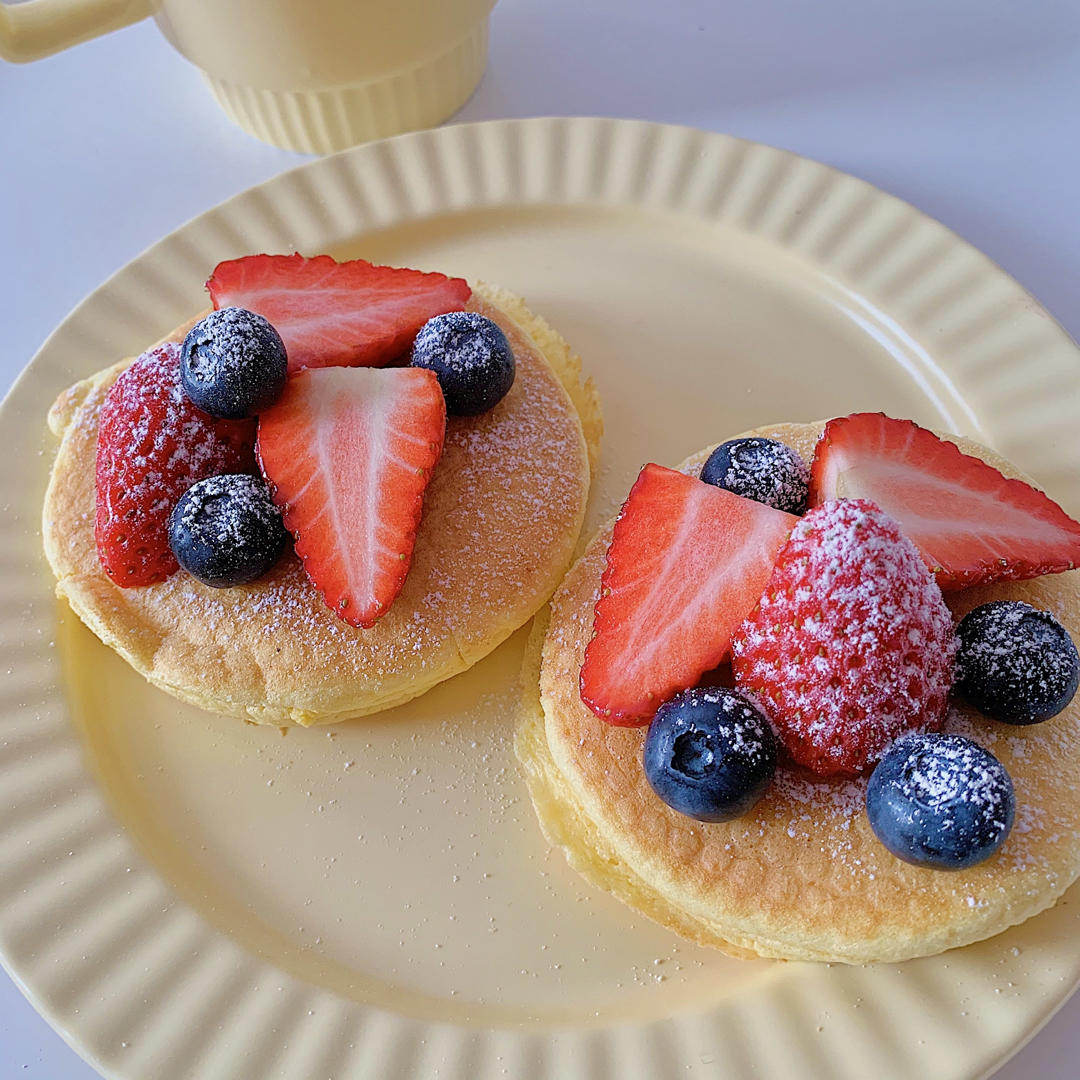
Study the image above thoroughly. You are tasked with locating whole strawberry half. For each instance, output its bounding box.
[95,342,256,587]
[809,412,1080,589]
[256,366,446,628]
[207,254,471,372]
[580,464,797,725]
[732,499,957,777]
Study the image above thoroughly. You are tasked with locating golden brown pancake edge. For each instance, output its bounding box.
[518,421,1080,963]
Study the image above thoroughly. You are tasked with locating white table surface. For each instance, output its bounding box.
[2,0,1079,1076]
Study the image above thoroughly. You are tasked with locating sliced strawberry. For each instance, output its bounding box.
[95,343,256,587]
[809,413,1080,589]
[207,254,471,373]
[580,465,797,725]
[256,366,446,627]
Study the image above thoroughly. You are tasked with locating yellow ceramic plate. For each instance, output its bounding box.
[2,118,1079,1080]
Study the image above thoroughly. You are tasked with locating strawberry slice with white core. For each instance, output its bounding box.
[256,366,446,627]
[580,464,797,725]
[208,254,471,372]
[809,413,1080,589]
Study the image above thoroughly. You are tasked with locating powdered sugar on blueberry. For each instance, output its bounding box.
[866,732,1015,869]
[169,473,288,589]
[174,473,277,544]
[902,733,1011,811]
[700,437,809,514]
[643,686,777,822]
[955,600,1079,725]
[411,310,516,416]
[181,306,288,419]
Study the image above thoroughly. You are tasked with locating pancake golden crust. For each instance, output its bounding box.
[519,421,1080,964]
[43,283,601,726]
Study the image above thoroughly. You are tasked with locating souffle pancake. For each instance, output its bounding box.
[43,258,601,727]
[518,419,1080,964]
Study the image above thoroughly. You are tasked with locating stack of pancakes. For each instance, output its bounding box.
[517,422,1080,964]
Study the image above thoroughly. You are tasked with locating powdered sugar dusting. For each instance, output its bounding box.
[412,311,509,375]
[421,299,586,654]
[753,697,1079,880]
[903,735,1008,810]
[956,600,1079,722]
[175,474,279,545]
[771,768,867,820]
[702,438,809,513]
[187,307,264,376]
[666,687,775,774]
[544,514,1080,916]
[68,297,588,711]
[95,341,256,584]
[733,499,957,774]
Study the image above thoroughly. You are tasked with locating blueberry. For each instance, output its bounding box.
[168,474,289,588]
[410,311,515,416]
[181,307,288,419]
[866,732,1014,870]
[955,601,1079,725]
[643,687,777,822]
[699,438,809,513]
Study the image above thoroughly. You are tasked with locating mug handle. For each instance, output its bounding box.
[0,0,151,62]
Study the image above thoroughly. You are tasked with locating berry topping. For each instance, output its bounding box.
[643,687,777,822]
[207,254,471,373]
[255,366,446,628]
[732,499,956,777]
[866,732,1015,870]
[809,412,1080,589]
[180,307,288,419]
[700,437,809,514]
[955,601,1079,726]
[580,464,797,725]
[410,311,516,416]
[168,474,289,588]
[95,343,256,587]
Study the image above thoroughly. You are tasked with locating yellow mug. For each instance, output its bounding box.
[0,0,497,153]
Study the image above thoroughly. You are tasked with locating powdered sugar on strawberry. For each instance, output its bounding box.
[732,499,957,777]
[95,342,256,586]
